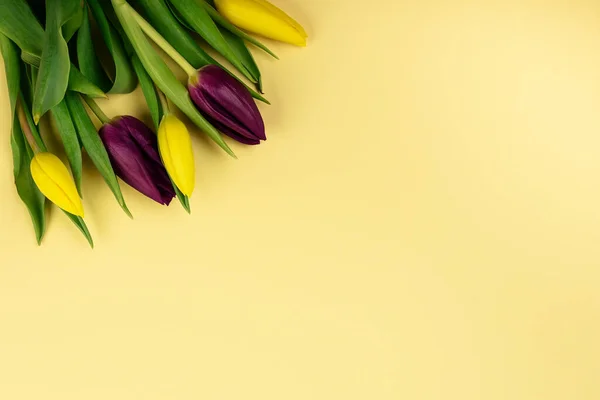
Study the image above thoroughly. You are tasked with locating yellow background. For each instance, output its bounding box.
[1,0,600,398]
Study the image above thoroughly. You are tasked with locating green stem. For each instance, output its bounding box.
[83,95,111,124]
[156,84,170,115]
[126,3,196,77]
[17,99,41,153]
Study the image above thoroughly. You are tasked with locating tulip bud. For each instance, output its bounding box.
[214,0,307,46]
[189,65,265,145]
[99,116,175,205]
[30,152,85,217]
[158,114,195,197]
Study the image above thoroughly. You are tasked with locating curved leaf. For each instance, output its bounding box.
[1,33,46,244]
[220,27,262,92]
[32,0,80,123]
[85,0,138,93]
[63,212,94,248]
[0,0,44,55]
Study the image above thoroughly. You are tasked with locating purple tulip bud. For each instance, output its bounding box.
[99,116,175,205]
[188,65,265,145]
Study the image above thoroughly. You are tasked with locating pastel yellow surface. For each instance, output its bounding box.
[158,114,195,196]
[215,0,307,46]
[1,0,600,399]
[30,152,84,217]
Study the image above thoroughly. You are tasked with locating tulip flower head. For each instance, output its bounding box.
[189,65,265,145]
[214,0,308,46]
[99,116,175,205]
[158,114,195,197]
[30,152,84,217]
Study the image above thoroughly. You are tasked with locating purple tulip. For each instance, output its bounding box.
[99,116,175,205]
[188,65,265,145]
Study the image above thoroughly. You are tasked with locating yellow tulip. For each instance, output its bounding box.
[215,0,308,46]
[30,152,84,217]
[158,114,195,196]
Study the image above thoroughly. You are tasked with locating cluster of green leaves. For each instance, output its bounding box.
[0,0,142,246]
[1,0,276,245]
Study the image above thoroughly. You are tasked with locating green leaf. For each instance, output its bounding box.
[65,92,133,218]
[50,100,83,195]
[62,3,84,43]
[112,0,235,157]
[32,0,80,123]
[131,54,162,130]
[77,6,112,92]
[168,0,256,83]
[134,0,216,68]
[63,211,94,248]
[132,55,191,213]
[11,118,47,245]
[68,66,107,98]
[86,0,138,94]
[1,33,46,244]
[198,0,278,59]
[220,27,262,92]
[21,50,107,98]
[0,0,44,55]
[0,33,20,115]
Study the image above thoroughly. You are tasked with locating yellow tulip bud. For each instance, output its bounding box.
[30,152,84,217]
[158,114,195,196]
[215,0,308,47]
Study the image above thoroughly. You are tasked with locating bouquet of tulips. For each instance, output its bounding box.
[0,0,307,247]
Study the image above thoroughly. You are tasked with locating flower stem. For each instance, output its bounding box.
[126,3,196,77]
[156,84,170,115]
[17,99,41,153]
[83,96,111,124]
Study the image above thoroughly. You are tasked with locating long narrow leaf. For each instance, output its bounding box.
[63,212,94,248]
[112,0,235,157]
[50,100,83,195]
[77,6,112,92]
[132,55,191,213]
[0,0,44,55]
[86,0,138,93]
[1,33,46,244]
[131,55,162,129]
[133,0,215,68]
[64,92,133,218]
[32,0,80,123]
[168,0,255,82]
[62,4,84,43]
[220,27,262,92]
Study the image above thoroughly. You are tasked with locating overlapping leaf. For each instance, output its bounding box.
[83,0,138,94]
[1,33,46,244]
[32,0,80,123]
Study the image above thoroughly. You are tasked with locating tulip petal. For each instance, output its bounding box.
[30,152,84,217]
[214,0,307,46]
[189,65,265,143]
[158,115,195,196]
[251,0,307,38]
[100,117,175,205]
